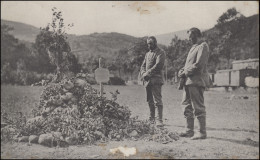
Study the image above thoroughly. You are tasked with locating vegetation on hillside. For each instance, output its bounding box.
[1,8,259,85]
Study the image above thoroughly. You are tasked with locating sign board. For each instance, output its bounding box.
[95,68,110,83]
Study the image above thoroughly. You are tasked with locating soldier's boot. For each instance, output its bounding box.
[179,118,194,137]
[148,103,155,124]
[191,116,207,140]
[156,105,163,127]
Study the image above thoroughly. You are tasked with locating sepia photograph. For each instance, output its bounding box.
[1,1,259,159]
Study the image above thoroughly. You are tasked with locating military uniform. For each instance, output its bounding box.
[179,41,211,138]
[140,47,166,122]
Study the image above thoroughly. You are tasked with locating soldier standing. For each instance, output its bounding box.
[140,36,166,126]
[178,28,211,140]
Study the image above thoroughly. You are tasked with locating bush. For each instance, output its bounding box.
[75,73,97,85]
[1,63,15,84]
[17,71,44,85]
[1,64,50,86]
[108,77,125,85]
[1,77,179,145]
[85,76,97,85]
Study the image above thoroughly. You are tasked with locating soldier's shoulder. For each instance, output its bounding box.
[199,42,209,50]
[200,41,209,47]
[157,47,166,55]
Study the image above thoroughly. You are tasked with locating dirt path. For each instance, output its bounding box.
[1,125,259,159]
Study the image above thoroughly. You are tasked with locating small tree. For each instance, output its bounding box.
[215,8,245,69]
[35,7,79,82]
[217,8,244,25]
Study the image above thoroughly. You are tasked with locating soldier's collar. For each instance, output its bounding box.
[192,44,199,48]
[149,47,159,52]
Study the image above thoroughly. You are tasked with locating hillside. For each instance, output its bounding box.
[1,19,142,63]
[2,13,259,74]
[155,30,189,46]
[1,19,40,42]
[67,32,140,63]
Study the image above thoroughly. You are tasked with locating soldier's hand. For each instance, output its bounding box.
[178,69,185,78]
[144,75,150,81]
[142,72,150,81]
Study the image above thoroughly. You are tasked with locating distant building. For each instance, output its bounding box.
[232,58,259,71]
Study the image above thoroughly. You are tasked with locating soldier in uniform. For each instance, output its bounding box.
[140,36,166,126]
[178,28,211,140]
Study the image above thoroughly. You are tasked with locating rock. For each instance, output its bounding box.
[94,131,104,139]
[38,133,54,147]
[63,81,74,90]
[27,116,44,124]
[18,136,29,142]
[168,132,179,141]
[65,92,73,100]
[75,78,87,87]
[43,107,51,114]
[110,146,137,157]
[8,127,16,133]
[54,107,63,113]
[129,130,138,137]
[2,126,16,133]
[61,92,74,102]
[65,137,78,145]
[52,132,64,141]
[116,135,121,140]
[81,73,86,78]
[245,77,259,88]
[29,135,39,144]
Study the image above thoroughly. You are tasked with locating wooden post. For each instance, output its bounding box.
[175,71,178,83]
[99,58,103,97]
[165,59,167,85]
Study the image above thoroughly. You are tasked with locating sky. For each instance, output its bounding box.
[1,1,259,37]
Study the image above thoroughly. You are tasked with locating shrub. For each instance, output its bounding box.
[1,77,179,145]
[1,64,51,86]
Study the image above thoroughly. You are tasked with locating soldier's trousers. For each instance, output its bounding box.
[146,84,163,120]
[181,85,206,118]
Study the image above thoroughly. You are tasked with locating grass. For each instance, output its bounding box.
[1,84,259,159]
[1,84,259,131]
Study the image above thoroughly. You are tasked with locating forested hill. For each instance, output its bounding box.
[1,20,40,43]
[203,14,259,70]
[1,11,259,83]
[67,32,140,63]
[1,19,141,63]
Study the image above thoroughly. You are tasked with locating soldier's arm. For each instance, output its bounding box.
[146,51,166,77]
[184,43,209,77]
[140,54,147,77]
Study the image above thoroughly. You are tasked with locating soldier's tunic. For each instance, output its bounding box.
[181,42,211,118]
[140,47,166,119]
